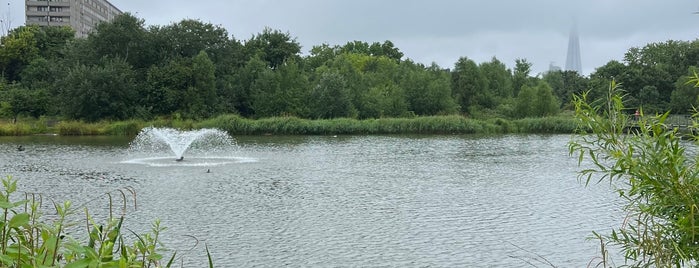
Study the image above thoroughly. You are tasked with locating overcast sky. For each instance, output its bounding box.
[5,0,699,75]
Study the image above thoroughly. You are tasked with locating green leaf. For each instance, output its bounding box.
[83,246,99,261]
[64,258,92,268]
[0,200,14,209]
[9,213,29,228]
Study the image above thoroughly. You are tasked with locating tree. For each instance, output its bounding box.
[0,26,40,82]
[33,26,74,60]
[368,40,404,61]
[143,57,193,117]
[87,13,148,69]
[364,84,408,118]
[400,62,458,116]
[512,58,533,95]
[543,70,589,109]
[245,27,301,69]
[452,57,489,113]
[310,70,352,119]
[306,43,339,70]
[250,59,309,118]
[59,58,138,121]
[480,57,513,106]
[513,81,559,118]
[669,67,699,113]
[588,60,630,103]
[0,83,48,122]
[229,56,268,117]
[187,50,218,118]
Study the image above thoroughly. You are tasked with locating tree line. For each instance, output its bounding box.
[0,13,697,123]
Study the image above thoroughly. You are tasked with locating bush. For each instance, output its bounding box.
[570,80,699,267]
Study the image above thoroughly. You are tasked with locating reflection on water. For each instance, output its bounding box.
[121,156,258,167]
[0,134,623,267]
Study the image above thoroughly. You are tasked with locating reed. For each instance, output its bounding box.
[0,123,32,136]
[104,120,143,136]
[513,116,579,134]
[56,121,105,135]
[0,114,580,136]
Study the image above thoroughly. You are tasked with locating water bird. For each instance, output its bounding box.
[175,156,184,162]
[206,169,211,173]
[17,145,24,151]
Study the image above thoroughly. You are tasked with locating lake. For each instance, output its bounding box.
[0,134,622,267]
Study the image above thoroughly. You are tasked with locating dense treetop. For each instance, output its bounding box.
[0,13,697,122]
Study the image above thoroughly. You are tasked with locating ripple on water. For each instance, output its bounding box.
[1,135,624,267]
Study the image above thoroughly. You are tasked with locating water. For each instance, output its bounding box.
[129,127,235,160]
[0,134,623,267]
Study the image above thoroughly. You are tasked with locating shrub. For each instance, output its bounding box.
[570,80,699,267]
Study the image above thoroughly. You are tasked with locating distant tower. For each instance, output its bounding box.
[565,25,582,74]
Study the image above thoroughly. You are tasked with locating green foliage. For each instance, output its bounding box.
[310,70,353,119]
[0,123,31,136]
[401,62,459,116]
[0,175,190,267]
[59,57,139,122]
[245,27,301,69]
[56,121,104,136]
[6,11,698,125]
[670,67,699,113]
[0,83,49,121]
[0,26,41,82]
[480,57,513,102]
[452,57,489,112]
[542,70,589,109]
[513,81,560,118]
[197,114,572,135]
[512,116,578,133]
[570,80,699,267]
[512,58,534,95]
[104,120,143,136]
[87,13,148,69]
[250,58,309,118]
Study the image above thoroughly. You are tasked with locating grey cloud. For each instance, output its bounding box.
[9,0,697,74]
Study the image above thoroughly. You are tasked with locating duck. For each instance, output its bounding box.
[175,156,184,162]
[17,145,24,152]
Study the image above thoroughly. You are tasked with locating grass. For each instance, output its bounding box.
[0,114,581,136]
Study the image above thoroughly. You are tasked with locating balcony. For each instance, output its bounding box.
[26,0,70,7]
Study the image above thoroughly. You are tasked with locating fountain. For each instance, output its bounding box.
[125,127,254,167]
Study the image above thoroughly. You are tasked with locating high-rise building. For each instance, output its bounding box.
[25,0,122,38]
[565,25,582,74]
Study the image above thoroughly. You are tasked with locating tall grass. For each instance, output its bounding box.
[513,116,579,134]
[0,123,32,136]
[56,121,105,135]
[199,115,525,135]
[104,120,143,136]
[0,114,580,136]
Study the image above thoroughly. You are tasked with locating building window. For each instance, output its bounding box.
[49,7,62,12]
[37,6,48,12]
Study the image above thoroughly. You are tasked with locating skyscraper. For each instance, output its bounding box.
[565,25,582,74]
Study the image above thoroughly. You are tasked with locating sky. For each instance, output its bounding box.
[3,0,699,75]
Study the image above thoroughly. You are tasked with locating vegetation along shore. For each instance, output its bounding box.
[2,13,698,135]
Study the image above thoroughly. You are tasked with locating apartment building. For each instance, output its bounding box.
[25,0,122,37]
